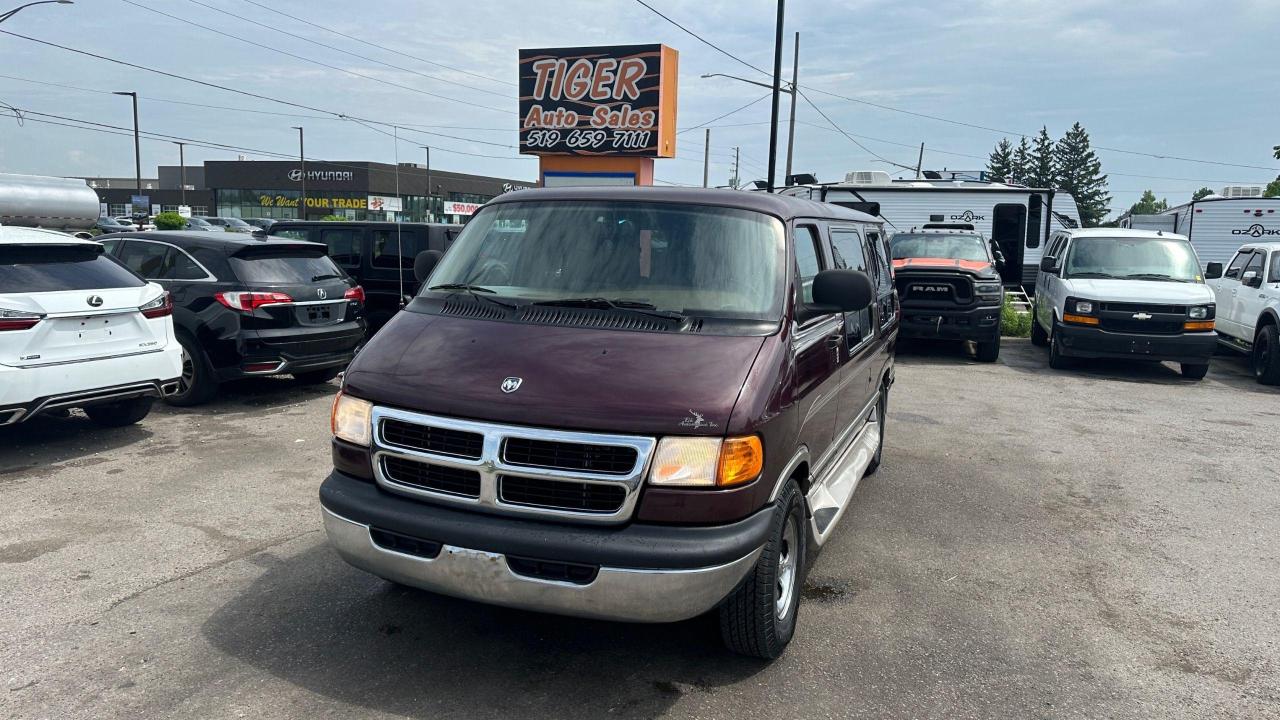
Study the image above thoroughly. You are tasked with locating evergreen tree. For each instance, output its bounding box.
[1026,126,1056,188]
[1126,190,1168,215]
[1012,136,1031,185]
[986,138,1015,182]
[1191,187,1215,202]
[1265,178,1280,198]
[1054,122,1110,226]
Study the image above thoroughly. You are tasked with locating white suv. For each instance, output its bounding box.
[1206,242,1280,384]
[0,226,182,427]
[1031,228,1217,379]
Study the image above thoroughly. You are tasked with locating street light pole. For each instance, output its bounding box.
[765,0,785,193]
[418,146,431,222]
[290,126,305,219]
[784,32,799,182]
[174,141,186,206]
[112,91,142,227]
[0,0,72,25]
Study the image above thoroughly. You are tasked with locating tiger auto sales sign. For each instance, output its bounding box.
[518,44,678,157]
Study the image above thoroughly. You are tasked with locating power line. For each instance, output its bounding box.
[633,0,771,78]
[181,0,509,100]
[239,0,512,87]
[118,0,508,113]
[798,90,914,171]
[678,94,771,135]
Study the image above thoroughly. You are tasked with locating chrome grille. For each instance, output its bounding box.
[370,406,655,524]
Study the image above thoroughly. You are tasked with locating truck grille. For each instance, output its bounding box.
[1099,318,1185,335]
[370,407,655,525]
[1100,302,1186,314]
[896,274,974,305]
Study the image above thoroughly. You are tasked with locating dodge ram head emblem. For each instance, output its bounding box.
[86,295,103,307]
[501,377,523,393]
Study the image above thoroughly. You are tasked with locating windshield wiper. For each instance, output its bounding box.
[531,297,685,322]
[1122,273,1188,282]
[1067,271,1121,279]
[311,273,342,281]
[427,283,516,309]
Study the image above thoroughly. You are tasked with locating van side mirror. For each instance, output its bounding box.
[808,269,873,316]
[1039,255,1058,274]
[1204,262,1223,279]
[1242,270,1262,288]
[414,249,443,283]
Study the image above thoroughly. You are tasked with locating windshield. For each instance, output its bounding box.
[1064,237,1202,282]
[230,251,346,284]
[891,233,989,262]
[426,201,786,321]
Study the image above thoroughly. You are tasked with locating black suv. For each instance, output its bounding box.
[268,221,462,330]
[890,227,1006,361]
[101,232,367,405]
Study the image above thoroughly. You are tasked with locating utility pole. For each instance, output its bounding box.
[419,146,431,222]
[784,31,799,182]
[174,141,186,206]
[702,128,711,188]
[290,126,305,219]
[915,143,924,180]
[112,91,142,227]
[765,0,785,193]
[732,146,741,190]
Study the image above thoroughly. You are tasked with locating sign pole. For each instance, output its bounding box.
[766,0,785,193]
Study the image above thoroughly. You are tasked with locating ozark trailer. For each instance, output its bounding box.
[1153,193,1279,267]
[782,171,1082,290]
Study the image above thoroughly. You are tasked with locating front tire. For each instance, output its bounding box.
[1048,320,1071,370]
[1030,305,1049,347]
[1254,325,1280,385]
[84,396,154,427]
[1180,362,1210,380]
[975,334,1001,362]
[720,479,806,659]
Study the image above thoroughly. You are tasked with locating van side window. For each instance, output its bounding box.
[371,229,418,268]
[320,229,362,268]
[794,225,823,305]
[1224,251,1250,279]
[830,228,873,344]
[865,230,896,330]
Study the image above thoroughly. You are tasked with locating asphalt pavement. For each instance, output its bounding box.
[1,339,1277,719]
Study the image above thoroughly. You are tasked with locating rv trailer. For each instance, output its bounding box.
[1155,192,1280,267]
[783,171,1082,290]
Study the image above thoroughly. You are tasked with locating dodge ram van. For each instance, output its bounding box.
[320,187,898,658]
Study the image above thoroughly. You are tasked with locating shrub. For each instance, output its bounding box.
[319,214,346,221]
[153,212,186,230]
[1000,294,1032,337]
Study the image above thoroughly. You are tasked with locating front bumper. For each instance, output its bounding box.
[1055,324,1217,363]
[899,303,1002,340]
[0,348,182,425]
[320,470,770,623]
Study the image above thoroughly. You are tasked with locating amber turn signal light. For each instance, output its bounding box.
[717,435,764,487]
[1063,313,1099,326]
[1184,320,1215,332]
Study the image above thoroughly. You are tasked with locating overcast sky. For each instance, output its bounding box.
[2,0,1277,216]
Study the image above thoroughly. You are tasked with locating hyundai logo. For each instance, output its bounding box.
[86,295,103,307]
[288,169,304,182]
[500,377,523,393]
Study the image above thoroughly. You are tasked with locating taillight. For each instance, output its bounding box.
[344,286,366,303]
[140,292,173,319]
[0,308,42,331]
[214,291,294,312]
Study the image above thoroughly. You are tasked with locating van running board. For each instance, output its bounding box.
[806,417,881,546]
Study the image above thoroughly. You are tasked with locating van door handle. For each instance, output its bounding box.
[826,335,842,362]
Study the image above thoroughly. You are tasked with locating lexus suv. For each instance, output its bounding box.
[102,232,367,405]
[321,187,899,658]
[890,227,1005,361]
[1032,228,1216,378]
[0,227,181,427]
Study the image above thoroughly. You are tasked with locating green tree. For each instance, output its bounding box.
[1012,136,1031,185]
[153,211,186,230]
[1265,178,1280,198]
[1126,190,1168,215]
[1273,145,1279,160]
[1054,122,1110,227]
[1191,187,1215,202]
[319,214,346,221]
[1026,126,1056,188]
[986,138,1015,182]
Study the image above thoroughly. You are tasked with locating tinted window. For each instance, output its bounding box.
[831,229,872,343]
[271,229,310,242]
[169,249,208,280]
[320,229,362,268]
[118,241,172,279]
[1269,252,1280,284]
[0,245,145,292]
[229,251,346,284]
[1224,251,1250,279]
[794,226,823,305]
[371,228,420,269]
[866,230,896,329]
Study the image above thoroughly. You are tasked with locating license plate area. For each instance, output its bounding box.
[298,303,344,326]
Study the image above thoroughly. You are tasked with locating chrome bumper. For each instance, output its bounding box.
[322,507,762,623]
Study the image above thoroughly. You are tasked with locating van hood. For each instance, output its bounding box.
[1061,279,1215,305]
[341,310,769,436]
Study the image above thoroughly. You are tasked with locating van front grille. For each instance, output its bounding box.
[499,476,627,513]
[503,437,638,475]
[382,418,483,459]
[382,456,482,498]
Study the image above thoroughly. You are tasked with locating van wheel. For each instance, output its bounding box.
[1180,362,1209,380]
[720,479,806,659]
[1030,306,1049,347]
[975,334,1001,362]
[864,387,887,476]
[1048,321,1071,370]
[84,396,154,427]
[167,333,218,407]
[1254,325,1280,385]
[293,367,341,385]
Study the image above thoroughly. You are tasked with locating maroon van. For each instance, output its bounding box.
[321,186,898,658]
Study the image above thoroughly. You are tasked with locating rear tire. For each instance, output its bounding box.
[84,396,154,427]
[292,367,341,385]
[975,334,1001,362]
[864,386,887,476]
[166,333,218,407]
[1180,362,1210,380]
[1048,320,1071,370]
[720,479,806,660]
[1254,324,1280,385]
[1030,306,1049,347]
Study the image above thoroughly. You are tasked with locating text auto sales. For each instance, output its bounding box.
[523,57,655,150]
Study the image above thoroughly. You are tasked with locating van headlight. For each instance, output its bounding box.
[1189,305,1211,320]
[1068,299,1095,315]
[648,435,763,488]
[331,392,373,447]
